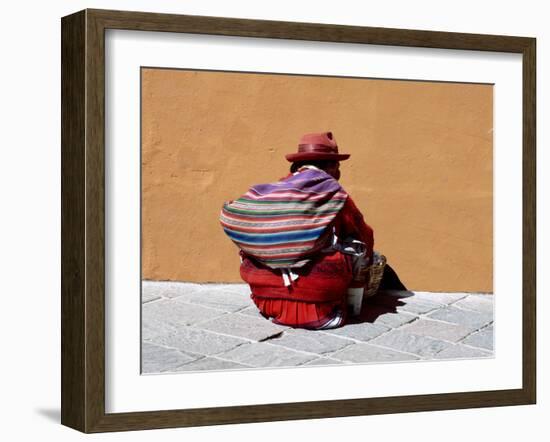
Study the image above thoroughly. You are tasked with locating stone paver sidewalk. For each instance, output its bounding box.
[141,281,494,374]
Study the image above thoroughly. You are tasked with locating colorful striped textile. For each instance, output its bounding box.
[220,167,348,268]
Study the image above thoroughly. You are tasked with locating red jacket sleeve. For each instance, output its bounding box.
[335,196,374,257]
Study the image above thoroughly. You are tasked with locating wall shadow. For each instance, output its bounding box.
[35,408,60,423]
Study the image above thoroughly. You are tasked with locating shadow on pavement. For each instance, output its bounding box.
[346,262,412,324]
[345,291,411,324]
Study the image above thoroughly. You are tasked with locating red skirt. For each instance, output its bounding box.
[240,251,353,329]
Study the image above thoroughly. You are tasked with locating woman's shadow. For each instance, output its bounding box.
[349,264,414,324]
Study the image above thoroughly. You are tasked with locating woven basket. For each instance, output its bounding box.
[364,252,387,298]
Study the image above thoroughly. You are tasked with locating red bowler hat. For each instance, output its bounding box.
[285,131,351,162]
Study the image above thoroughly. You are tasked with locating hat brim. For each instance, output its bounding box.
[285,152,351,163]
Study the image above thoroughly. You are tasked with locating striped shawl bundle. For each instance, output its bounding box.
[220,167,348,269]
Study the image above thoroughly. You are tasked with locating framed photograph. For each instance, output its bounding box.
[61,8,536,433]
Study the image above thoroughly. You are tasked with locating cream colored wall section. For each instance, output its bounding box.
[141,68,493,292]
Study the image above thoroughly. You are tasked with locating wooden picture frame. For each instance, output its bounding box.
[61,8,536,433]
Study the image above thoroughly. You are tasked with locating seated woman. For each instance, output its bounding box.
[220,131,404,329]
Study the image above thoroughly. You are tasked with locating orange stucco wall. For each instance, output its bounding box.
[141,68,493,293]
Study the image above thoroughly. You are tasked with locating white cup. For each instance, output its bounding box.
[347,287,364,316]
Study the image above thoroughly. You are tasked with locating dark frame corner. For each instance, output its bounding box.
[61,8,536,433]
